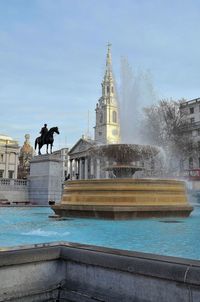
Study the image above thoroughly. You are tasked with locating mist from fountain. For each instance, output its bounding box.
[119,58,158,144]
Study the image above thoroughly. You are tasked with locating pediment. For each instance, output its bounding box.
[69,138,95,156]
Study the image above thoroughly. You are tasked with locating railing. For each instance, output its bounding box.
[181,169,200,180]
[0,178,28,187]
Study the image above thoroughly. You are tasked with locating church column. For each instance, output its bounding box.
[74,159,78,179]
[70,159,73,180]
[105,160,109,179]
[90,158,94,179]
[96,158,101,179]
[78,158,83,179]
[84,157,88,179]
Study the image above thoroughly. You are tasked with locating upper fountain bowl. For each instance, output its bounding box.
[89,143,160,178]
[90,143,160,163]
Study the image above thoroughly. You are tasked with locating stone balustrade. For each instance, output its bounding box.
[0,178,29,202]
[0,178,28,189]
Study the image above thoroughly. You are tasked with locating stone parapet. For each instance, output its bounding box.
[0,242,200,301]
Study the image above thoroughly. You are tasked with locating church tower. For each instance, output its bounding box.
[94,44,120,144]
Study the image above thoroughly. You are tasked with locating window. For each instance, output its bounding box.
[190,107,194,114]
[112,111,117,123]
[189,157,193,169]
[8,170,14,179]
[112,86,114,93]
[0,170,3,178]
[198,129,200,136]
[99,112,103,123]
[0,154,3,162]
[190,117,195,123]
[107,86,110,93]
[192,130,197,137]
[180,160,184,171]
[189,142,193,151]
[9,153,15,163]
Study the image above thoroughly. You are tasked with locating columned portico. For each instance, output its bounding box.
[68,138,97,180]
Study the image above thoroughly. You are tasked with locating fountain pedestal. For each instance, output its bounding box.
[52,178,193,219]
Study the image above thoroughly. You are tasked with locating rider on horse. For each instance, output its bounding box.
[35,125,59,155]
[40,124,48,144]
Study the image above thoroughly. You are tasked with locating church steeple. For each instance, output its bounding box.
[106,43,112,68]
[94,45,120,144]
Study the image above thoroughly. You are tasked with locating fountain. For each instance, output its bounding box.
[52,143,193,219]
[51,46,193,219]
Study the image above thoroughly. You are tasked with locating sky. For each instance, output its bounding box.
[0,0,200,149]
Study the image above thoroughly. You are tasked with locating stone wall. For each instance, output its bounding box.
[0,242,200,301]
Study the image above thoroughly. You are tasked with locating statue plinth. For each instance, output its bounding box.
[29,154,62,205]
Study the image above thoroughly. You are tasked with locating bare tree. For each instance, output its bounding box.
[141,99,193,175]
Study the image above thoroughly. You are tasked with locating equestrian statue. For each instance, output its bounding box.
[35,124,60,155]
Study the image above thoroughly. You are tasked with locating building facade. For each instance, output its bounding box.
[0,134,20,179]
[180,98,200,171]
[52,147,69,181]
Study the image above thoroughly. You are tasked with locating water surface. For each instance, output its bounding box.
[0,197,199,260]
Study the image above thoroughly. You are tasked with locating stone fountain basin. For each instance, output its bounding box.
[52,178,193,219]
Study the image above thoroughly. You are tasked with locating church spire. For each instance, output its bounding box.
[106,43,112,68]
[104,43,113,83]
[94,45,120,144]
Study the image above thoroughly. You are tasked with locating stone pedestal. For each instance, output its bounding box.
[29,155,62,205]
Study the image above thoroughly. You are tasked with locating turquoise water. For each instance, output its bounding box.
[0,198,200,260]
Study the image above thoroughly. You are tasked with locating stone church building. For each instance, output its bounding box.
[69,45,120,180]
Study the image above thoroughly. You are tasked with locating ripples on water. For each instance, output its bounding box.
[0,195,199,260]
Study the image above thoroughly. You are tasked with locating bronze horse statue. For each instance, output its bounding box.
[35,126,60,155]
